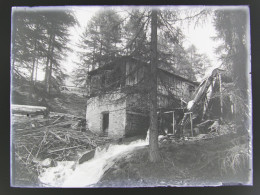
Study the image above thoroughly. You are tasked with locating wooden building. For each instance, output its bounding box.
[86,56,198,138]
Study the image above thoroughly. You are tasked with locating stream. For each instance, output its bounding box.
[38,139,148,187]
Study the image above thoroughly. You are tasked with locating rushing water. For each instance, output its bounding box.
[38,139,148,187]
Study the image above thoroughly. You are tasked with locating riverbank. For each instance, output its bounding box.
[11,111,251,187]
[95,132,251,187]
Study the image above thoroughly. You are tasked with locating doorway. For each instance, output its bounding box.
[102,112,109,136]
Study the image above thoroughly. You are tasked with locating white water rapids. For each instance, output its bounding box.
[38,139,148,187]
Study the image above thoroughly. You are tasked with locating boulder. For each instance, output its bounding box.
[41,158,54,167]
[78,150,95,164]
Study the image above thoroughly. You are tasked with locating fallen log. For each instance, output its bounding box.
[11,104,49,117]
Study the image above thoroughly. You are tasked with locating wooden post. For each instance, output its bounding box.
[172,111,175,135]
[190,113,193,137]
[219,74,223,120]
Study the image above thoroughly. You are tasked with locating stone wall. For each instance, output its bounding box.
[86,93,126,139]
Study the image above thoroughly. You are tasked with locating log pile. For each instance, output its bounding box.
[12,113,111,183]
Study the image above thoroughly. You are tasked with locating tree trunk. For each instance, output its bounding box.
[44,34,53,91]
[218,74,223,120]
[34,58,39,85]
[11,104,48,116]
[31,58,36,83]
[29,57,36,99]
[47,35,55,94]
[99,42,102,68]
[30,39,38,84]
[149,9,161,163]
[234,41,248,131]
[30,39,38,99]
[45,62,49,88]
[93,41,96,65]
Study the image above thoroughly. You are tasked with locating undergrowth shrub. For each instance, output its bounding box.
[220,143,250,176]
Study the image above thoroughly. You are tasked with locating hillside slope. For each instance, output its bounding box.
[11,83,87,118]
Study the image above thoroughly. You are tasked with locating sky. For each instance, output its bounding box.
[31,6,223,83]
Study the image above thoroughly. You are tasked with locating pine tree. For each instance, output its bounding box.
[41,10,77,93]
[11,10,47,84]
[213,8,249,130]
[73,9,122,87]
[11,9,77,94]
[123,9,150,61]
[84,9,122,68]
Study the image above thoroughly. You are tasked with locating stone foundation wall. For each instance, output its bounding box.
[86,93,126,139]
